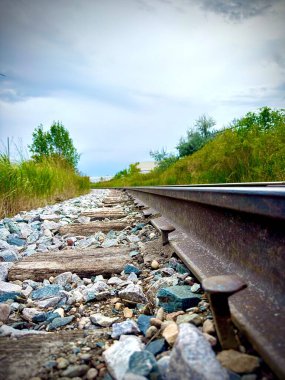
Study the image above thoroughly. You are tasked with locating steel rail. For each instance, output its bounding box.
[122,185,285,379]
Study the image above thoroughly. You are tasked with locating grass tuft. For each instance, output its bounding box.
[0,156,90,218]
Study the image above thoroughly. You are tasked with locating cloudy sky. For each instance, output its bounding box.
[0,0,284,176]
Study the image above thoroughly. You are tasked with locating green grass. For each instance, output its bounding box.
[93,108,285,188]
[0,156,90,218]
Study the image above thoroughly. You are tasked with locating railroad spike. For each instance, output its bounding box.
[160,224,175,245]
[202,274,247,350]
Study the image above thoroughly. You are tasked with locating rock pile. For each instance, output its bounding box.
[0,190,264,379]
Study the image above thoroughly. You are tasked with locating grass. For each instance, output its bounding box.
[93,108,285,188]
[0,156,90,218]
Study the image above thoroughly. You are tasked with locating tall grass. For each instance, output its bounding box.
[94,110,285,188]
[0,156,90,218]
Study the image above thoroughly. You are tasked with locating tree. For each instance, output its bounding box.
[150,148,178,171]
[195,114,216,138]
[29,122,80,169]
[176,115,216,157]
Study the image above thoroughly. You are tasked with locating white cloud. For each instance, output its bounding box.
[0,0,284,175]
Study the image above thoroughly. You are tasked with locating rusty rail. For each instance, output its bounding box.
[123,185,285,379]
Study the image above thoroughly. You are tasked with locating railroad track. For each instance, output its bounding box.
[122,183,285,379]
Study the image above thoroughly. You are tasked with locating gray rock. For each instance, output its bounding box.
[53,272,73,286]
[18,223,33,239]
[108,277,124,286]
[111,319,140,339]
[48,315,74,330]
[5,221,20,234]
[176,313,203,326]
[0,262,13,281]
[0,303,10,322]
[123,375,148,380]
[0,227,10,240]
[82,281,110,302]
[146,277,178,304]
[191,283,201,293]
[34,296,63,308]
[62,364,89,377]
[42,220,60,231]
[23,245,37,256]
[118,284,147,304]
[103,335,144,380]
[157,356,170,380]
[0,249,18,262]
[90,313,119,327]
[127,351,159,378]
[22,307,41,322]
[128,272,138,283]
[27,230,40,244]
[0,280,22,294]
[40,214,61,221]
[102,238,118,248]
[23,279,40,289]
[71,273,83,285]
[127,235,140,243]
[0,324,47,337]
[168,323,229,380]
[31,284,62,300]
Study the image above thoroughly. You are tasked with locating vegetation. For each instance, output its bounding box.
[29,122,80,169]
[150,148,178,171]
[176,114,216,157]
[0,123,90,218]
[93,107,285,188]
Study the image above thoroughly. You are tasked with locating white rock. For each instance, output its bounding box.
[191,283,201,293]
[0,324,47,337]
[0,280,21,294]
[0,263,13,281]
[168,324,229,380]
[40,214,61,221]
[53,272,73,286]
[34,296,62,308]
[103,335,144,380]
[90,313,119,327]
[127,272,138,283]
[111,319,140,339]
[18,223,33,239]
[78,316,91,329]
[108,277,124,286]
[118,284,147,304]
[43,229,53,237]
[22,308,41,322]
[0,227,10,240]
[77,216,91,224]
[21,285,33,297]
[54,307,64,318]
[127,235,140,243]
[43,220,61,231]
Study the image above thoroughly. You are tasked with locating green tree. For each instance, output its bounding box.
[29,122,80,169]
[177,115,216,157]
[150,148,178,171]
[195,114,216,138]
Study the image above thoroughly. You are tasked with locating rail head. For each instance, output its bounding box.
[120,185,285,220]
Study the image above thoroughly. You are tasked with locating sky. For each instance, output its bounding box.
[0,0,284,176]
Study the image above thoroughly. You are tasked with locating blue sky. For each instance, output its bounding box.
[0,0,284,176]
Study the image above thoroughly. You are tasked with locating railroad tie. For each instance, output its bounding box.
[8,247,131,281]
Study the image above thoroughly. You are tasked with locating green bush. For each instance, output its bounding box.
[0,156,90,218]
[94,107,285,188]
